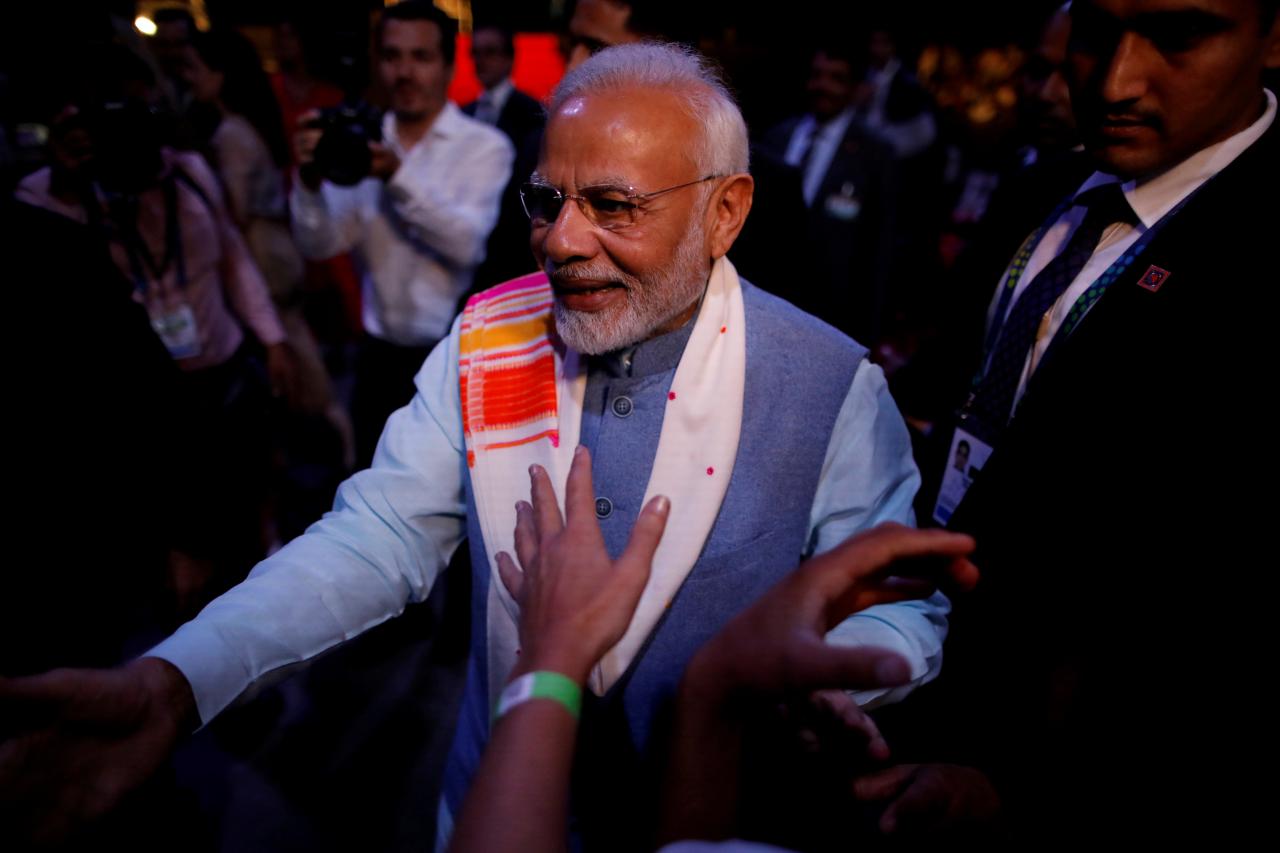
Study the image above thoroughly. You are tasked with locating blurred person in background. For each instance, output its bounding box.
[290,1,512,468]
[761,41,898,346]
[16,46,296,610]
[186,28,356,473]
[463,23,546,291]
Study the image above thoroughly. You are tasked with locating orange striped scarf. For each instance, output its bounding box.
[459,272,565,467]
[460,271,587,707]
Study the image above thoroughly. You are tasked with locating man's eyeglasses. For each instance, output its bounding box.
[519,175,721,231]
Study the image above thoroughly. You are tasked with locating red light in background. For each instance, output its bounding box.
[449,33,565,107]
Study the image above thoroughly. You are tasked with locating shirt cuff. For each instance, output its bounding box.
[146,622,254,725]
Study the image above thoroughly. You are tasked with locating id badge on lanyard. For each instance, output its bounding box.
[932,426,994,525]
[120,176,201,359]
[149,302,200,358]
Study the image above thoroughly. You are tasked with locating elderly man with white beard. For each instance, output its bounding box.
[1,43,947,849]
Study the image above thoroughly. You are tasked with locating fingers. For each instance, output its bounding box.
[528,464,564,538]
[561,447,602,545]
[0,670,86,722]
[825,577,941,625]
[853,764,919,803]
[616,495,670,587]
[811,689,890,761]
[943,555,981,593]
[496,551,524,602]
[879,769,949,834]
[785,643,912,694]
[806,525,978,607]
[513,501,537,572]
[293,129,322,165]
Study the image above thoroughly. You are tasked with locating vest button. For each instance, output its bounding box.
[595,497,613,519]
[611,395,633,418]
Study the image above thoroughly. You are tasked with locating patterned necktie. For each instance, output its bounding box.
[971,182,1135,432]
[795,122,824,207]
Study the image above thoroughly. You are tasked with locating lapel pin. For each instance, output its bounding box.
[1137,265,1170,292]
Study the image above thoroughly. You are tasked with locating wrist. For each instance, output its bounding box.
[513,646,593,687]
[131,656,199,735]
[494,670,583,723]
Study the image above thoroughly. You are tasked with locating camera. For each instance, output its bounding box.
[308,100,384,187]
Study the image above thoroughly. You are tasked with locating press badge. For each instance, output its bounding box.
[932,427,993,526]
[149,303,201,359]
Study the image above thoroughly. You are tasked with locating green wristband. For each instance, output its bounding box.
[494,670,582,722]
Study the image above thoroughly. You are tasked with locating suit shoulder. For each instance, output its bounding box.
[508,89,544,115]
[741,279,867,362]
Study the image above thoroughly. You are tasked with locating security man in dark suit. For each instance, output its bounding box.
[853,0,1280,845]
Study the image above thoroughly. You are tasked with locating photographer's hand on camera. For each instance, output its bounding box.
[368,141,402,182]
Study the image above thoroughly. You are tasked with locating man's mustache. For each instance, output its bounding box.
[547,261,624,287]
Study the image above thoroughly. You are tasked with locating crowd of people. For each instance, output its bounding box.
[2,0,1277,850]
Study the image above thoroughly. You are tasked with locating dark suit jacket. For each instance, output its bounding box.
[464,85,544,153]
[760,116,897,345]
[463,85,545,292]
[885,118,1279,845]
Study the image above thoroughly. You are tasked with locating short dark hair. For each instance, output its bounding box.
[811,40,869,78]
[375,0,458,65]
[473,23,515,58]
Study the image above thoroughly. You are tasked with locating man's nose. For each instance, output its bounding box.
[1100,32,1151,106]
[1039,68,1070,107]
[390,58,412,80]
[538,196,598,265]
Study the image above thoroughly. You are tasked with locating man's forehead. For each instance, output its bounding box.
[542,90,696,169]
[382,19,443,51]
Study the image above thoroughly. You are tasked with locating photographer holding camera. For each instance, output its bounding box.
[291,2,514,467]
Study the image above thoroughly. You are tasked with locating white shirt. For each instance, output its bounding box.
[783,107,857,207]
[991,89,1276,407]
[291,102,514,346]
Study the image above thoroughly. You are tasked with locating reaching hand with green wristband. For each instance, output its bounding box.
[494,670,583,722]
[451,446,671,853]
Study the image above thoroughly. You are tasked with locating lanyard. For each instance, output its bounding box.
[960,185,1202,442]
[981,200,1069,359]
[98,175,188,298]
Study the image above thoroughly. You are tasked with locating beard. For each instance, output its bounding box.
[548,222,710,356]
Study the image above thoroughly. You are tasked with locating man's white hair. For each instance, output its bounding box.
[548,41,750,176]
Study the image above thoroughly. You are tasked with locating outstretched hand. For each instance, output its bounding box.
[496,445,670,683]
[685,522,979,702]
[0,657,196,846]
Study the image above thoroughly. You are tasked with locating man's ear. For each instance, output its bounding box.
[706,173,754,260]
[1265,11,1280,69]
